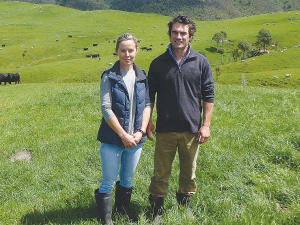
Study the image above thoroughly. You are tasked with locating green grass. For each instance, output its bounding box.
[0,83,299,224]
[1,2,300,224]
[0,2,299,87]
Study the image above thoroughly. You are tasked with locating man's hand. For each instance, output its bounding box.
[146,120,156,141]
[197,125,210,144]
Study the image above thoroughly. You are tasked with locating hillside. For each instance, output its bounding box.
[0,1,299,87]
[4,0,300,20]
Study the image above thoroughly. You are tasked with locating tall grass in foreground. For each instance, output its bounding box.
[0,84,299,224]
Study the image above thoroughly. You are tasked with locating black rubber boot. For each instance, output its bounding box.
[149,195,164,220]
[176,191,192,208]
[94,189,113,224]
[115,181,132,215]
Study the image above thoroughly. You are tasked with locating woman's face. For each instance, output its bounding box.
[116,39,138,69]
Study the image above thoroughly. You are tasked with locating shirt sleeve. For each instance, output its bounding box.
[100,73,116,121]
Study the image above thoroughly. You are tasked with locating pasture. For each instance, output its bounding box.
[0,2,299,87]
[0,2,300,224]
[0,83,299,224]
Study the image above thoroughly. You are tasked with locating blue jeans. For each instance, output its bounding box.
[98,142,142,193]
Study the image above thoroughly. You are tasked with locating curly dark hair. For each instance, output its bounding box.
[168,15,196,38]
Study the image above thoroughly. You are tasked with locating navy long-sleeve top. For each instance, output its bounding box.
[148,46,214,133]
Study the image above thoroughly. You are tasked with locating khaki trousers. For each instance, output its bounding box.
[149,132,199,198]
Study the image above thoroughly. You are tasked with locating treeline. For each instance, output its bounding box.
[3,0,300,20]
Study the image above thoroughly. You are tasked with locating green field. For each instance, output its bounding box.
[0,1,299,87]
[1,2,300,225]
[1,83,299,224]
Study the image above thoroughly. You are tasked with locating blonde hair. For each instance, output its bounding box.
[116,33,138,50]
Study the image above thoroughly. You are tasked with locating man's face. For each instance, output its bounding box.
[169,22,192,50]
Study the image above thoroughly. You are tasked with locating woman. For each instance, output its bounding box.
[94,33,151,224]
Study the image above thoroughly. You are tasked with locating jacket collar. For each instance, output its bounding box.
[109,60,146,81]
[160,45,198,61]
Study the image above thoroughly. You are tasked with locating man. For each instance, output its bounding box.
[146,15,214,218]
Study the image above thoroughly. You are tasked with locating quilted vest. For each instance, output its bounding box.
[97,61,148,147]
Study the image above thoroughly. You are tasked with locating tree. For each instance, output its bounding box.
[218,48,225,65]
[256,29,272,53]
[231,48,240,62]
[220,31,227,47]
[215,66,221,83]
[212,32,224,51]
[238,40,252,59]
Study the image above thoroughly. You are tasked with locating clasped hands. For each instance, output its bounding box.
[121,132,143,149]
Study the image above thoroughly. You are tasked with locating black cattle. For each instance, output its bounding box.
[0,73,20,85]
[93,44,98,47]
[2,44,5,47]
[10,73,20,84]
[146,47,152,51]
[83,48,88,51]
[92,53,100,58]
[141,47,147,50]
[0,73,9,85]
[113,52,118,56]
[68,35,72,38]
[86,54,92,58]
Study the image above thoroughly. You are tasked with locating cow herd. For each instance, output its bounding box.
[0,73,21,85]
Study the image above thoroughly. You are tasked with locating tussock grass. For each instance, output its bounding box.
[1,83,299,224]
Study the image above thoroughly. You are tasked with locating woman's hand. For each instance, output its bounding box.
[120,133,137,149]
[133,131,143,144]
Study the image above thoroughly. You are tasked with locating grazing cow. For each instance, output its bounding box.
[68,35,72,38]
[93,44,98,47]
[83,48,88,51]
[86,54,92,58]
[0,73,20,85]
[10,73,20,84]
[0,73,9,85]
[146,47,152,51]
[92,53,100,58]
[2,44,5,47]
[141,47,147,51]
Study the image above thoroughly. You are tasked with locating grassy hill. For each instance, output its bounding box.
[0,1,299,87]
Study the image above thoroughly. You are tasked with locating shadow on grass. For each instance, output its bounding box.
[21,200,148,224]
[21,204,98,224]
[205,47,218,53]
